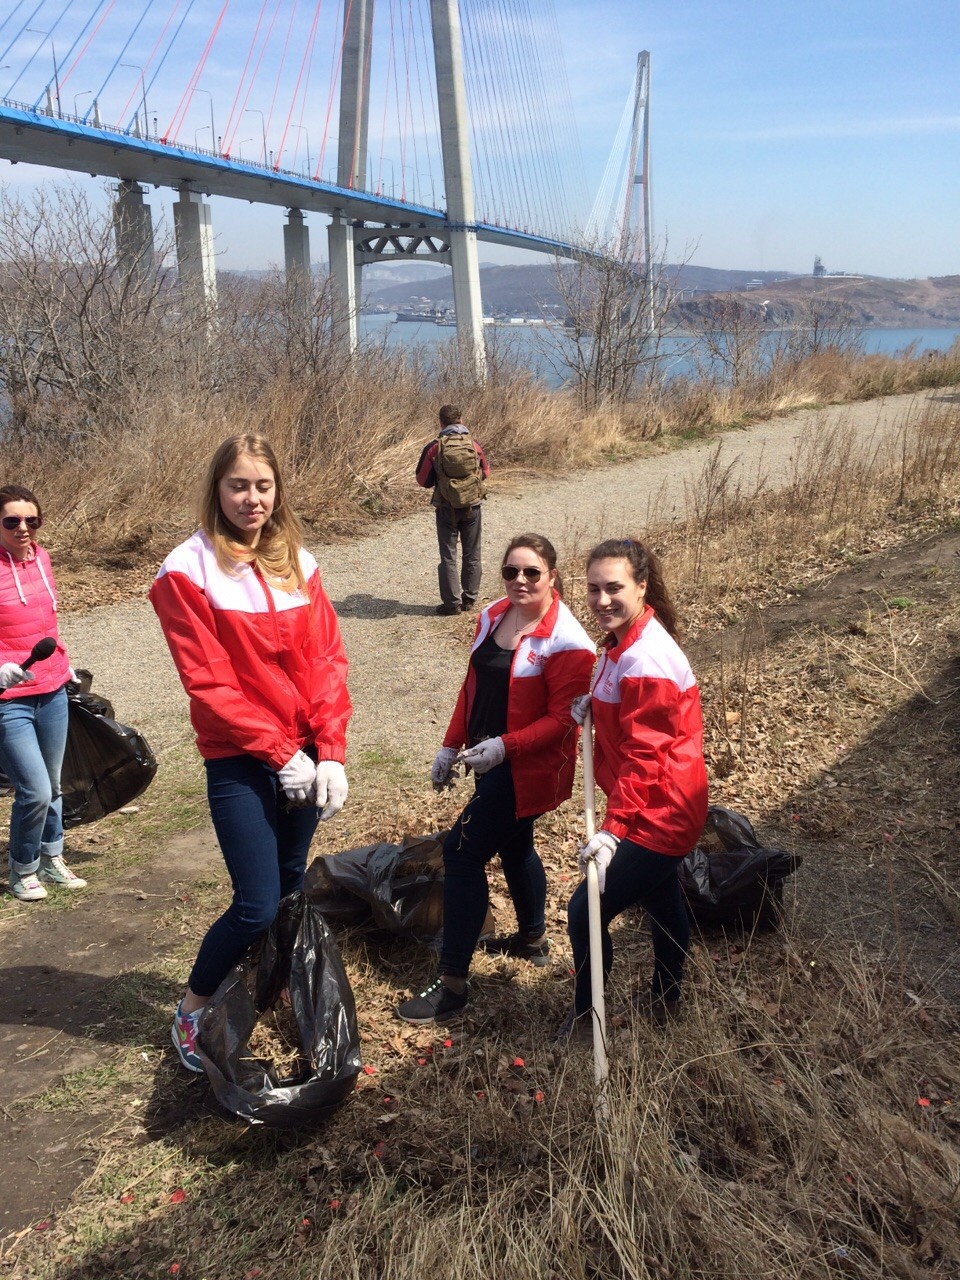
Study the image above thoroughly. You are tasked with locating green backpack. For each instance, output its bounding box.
[435,432,486,508]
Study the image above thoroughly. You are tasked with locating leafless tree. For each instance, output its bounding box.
[0,183,178,436]
[780,289,864,361]
[538,232,688,411]
[682,294,772,387]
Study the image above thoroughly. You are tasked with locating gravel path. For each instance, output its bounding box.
[60,389,941,775]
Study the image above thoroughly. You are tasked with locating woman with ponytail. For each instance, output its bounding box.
[561,538,707,1036]
[150,434,351,1071]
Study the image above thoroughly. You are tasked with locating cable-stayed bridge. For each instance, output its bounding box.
[0,0,650,376]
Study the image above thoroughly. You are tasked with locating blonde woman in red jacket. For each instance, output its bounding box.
[397,532,595,1024]
[150,434,351,1072]
[0,484,86,902]
[562,537,708,1037]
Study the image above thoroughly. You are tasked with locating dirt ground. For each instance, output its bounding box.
[0,828,222,1237]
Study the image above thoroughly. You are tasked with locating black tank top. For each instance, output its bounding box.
[467,628,513,744]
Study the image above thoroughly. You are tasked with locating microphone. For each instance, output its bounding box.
[21,637,57,671]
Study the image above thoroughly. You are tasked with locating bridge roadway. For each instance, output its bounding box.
[0,102,585,261]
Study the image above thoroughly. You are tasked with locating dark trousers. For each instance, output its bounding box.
[440,761,546,978]
[567,837,690,1016]
[189,754,319,998]
[436,502,482,608]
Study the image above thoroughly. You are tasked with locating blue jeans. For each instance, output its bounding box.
[0,688,68,875]
[440,760,546,978]
[567,838,690,1016]
[189,754,319,998]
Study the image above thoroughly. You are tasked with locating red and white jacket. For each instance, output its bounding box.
[150,531,351,769]
[592,606,707,857]
[0,544,71,699]
[443,592,595,819]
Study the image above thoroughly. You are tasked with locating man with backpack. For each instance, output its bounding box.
[415,404,490,615]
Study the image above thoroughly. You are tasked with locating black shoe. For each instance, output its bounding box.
[396,978,469,1024]
[479,932,551,967]
[461,596,477,612]
[436,602,462,616]
[552,1007,594,1045]
[633,991,682,1026]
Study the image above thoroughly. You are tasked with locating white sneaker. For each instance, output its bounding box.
[9,871,48,902]
[38,855,87,889]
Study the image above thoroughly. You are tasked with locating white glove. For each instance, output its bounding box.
[430,746,460,791]
[570,694,591,726]
[0,663,33,691]
[278,750,317,805]
[578,830,619,894]
[68,665,77,683]
[459,736,506,775]
[315,760,348,821]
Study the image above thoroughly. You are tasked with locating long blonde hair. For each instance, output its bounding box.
[200,434,307,594]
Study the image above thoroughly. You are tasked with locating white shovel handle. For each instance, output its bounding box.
[581,710,609,1090]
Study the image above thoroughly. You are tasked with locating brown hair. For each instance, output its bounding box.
[438,403,462,427]
[0,484,42,523]
[501,532,563,598]
[199,435,307,594]
[586,537,679,638]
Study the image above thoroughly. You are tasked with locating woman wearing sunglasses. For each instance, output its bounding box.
[150,434,352,1072]
[562,537,707,1036]
[0,484,87,902]
[397,532,595,1023]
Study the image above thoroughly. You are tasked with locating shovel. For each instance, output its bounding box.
[580,710,609,1094]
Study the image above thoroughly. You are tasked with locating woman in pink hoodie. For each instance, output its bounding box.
[0,484,86,902]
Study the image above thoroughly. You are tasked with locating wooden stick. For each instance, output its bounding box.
[581,710,609,1095]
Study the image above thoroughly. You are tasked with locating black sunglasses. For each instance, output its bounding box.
[502,564,542,582]
[2,515,41,531]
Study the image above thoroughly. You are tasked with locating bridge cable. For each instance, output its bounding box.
[113,0,181,130]
[219,0,272,155]
[461,0,510,227]
[274,0,324,176]
[164,0,230,147]
[316,0,347,181]
[3,2,61,97]
[260,0,299,168]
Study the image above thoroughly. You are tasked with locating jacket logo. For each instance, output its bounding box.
[526,650,547,666]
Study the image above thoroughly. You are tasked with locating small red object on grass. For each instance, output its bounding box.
[475,1090,486,1100]
[373,1141,387,1160]
[443,1038,453,1048]
[33,1222,50,1232]
[533,1090,545,1104]
[119,1193,135,1204]
[169,1189,186,1205]
[168,1265,181,1275]
[917,1097,931,1107]
[512,1057,525,1068]
[329,1199,341,1211]
[362,1064,377,1075]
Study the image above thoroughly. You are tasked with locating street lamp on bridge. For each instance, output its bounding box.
[121,63,149,137]
[235,137,253,161]
[73,89,92,119]
[290,124,311,178]
[194,87,217,155]
[26,29,60,115]
[195,125,211,151]
[244,108,267,165]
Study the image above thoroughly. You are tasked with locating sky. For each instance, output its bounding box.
[0,0,957,279]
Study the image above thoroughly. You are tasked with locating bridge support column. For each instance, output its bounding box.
[327,216,358,351]
[113,180,155,286]
[173,185,218,319]
[430,0,486,382]
[284,209,312,318]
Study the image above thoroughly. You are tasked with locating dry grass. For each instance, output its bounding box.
[5,397,960,1279]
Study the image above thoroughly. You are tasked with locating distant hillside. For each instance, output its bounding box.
[362,263,797,316]
[362,263,960,328]
[681,275,960,329]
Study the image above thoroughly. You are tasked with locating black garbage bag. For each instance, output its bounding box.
[304,831,494,947]
[197,892,362,1128]
[679,805,801,931]
[61,678,157,827]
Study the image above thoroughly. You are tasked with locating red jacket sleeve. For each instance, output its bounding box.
[416,440,439,488]
[304,569,351,763]
[149,570,302,768]
[601,674,689,841]
[501,647,594,759]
